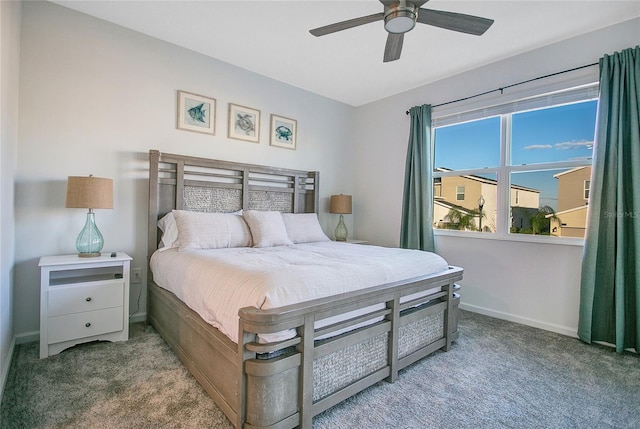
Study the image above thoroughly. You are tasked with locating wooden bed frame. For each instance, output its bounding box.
[146,150,463,429]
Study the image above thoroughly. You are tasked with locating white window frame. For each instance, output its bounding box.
[432,83,599,246]
[456,185,465,201]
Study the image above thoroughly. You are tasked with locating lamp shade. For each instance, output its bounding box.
[330,194,352,214]
[66,176,113,209]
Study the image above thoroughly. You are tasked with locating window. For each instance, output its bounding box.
[432,87,597,240]
[433,177,442,197]
[584,180,590,200]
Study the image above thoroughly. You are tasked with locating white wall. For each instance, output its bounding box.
[11,2,639,343]
[353,18,639,336]
[14,1,355,337]
[0,0,20,397]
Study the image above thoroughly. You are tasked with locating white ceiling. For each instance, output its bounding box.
[51,1,640,106]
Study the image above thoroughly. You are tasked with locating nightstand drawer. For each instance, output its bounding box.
[48,307,124,344]
[48,281,124,317]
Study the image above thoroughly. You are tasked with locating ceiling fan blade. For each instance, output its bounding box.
[310,12,384,37]
[417,9,494,35]
[383,33,404,62]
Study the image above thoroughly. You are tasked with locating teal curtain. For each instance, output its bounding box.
[578,46,640,353]
[400,104,435,252]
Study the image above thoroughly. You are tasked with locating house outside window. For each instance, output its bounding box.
[432,85,597,239]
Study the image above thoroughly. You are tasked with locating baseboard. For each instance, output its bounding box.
[15,330,39,345]
[0,335,16,404]
[459,303,578,338]
[129,312,147,324]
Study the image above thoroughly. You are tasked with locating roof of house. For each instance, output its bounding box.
[435,167,540,193]
[434,199,475,214]
[553,166,590,179]
[545,205,589,218]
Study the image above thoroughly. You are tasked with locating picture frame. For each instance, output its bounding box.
[177,90,216,135]
[228,103,260,143]
[270,114,297,150]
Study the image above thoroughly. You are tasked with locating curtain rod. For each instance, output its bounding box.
[405,62,599,115]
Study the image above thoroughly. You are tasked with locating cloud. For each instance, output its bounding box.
[554,140,594,150]
[524,144,553,150]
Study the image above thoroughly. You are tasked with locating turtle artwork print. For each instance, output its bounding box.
[177,90,216,135]
[228,103,261,143]
[270,114,297,150]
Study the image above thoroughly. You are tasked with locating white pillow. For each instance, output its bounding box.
[157,212,179,250]
[282,213,330,244]
[243,210,293,248]
[172,210,252,250]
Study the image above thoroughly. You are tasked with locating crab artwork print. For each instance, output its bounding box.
[275,125,292,141]
[270,114,297,150]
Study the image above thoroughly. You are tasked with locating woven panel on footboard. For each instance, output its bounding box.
[312,308,445,402]
[313,333,388,402]
[398,310,444,359]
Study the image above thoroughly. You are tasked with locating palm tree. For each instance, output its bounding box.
[444,208,479,231]
[530,205,558,235]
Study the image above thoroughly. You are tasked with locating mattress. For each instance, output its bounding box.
[150,242,449,343]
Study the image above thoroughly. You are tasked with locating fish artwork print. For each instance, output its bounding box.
[188,103,207,124]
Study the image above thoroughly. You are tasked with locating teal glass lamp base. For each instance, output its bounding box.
[76,211,104,258]
[334,214,349,241]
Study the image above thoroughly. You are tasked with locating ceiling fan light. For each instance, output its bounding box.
[384,10,417,33]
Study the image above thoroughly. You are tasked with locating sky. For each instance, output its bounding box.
[434,100,597,209]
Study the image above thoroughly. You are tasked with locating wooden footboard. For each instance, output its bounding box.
[148,266,462,429]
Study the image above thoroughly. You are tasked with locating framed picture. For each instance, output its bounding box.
[177,90,216,135]
[228,103,260,143]
[270,114,297,150]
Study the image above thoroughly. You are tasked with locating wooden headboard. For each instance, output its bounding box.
[147,150,320,258]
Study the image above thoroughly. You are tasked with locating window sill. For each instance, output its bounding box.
[434,229,585,247]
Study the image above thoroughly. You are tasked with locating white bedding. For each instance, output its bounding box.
[150,242,449,343]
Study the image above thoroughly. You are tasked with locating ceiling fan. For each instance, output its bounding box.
[309,0,494,63]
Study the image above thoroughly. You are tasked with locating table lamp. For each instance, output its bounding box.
[330,194,352,241]
[66,175,113,257]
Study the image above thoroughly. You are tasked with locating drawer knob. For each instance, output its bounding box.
[85,322,91,328]
[86,297,92,302]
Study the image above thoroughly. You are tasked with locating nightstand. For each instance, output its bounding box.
[38,252,132,358]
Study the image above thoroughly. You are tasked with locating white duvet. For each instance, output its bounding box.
[150,242,449,343]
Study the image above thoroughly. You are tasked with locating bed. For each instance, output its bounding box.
[146,150,463,429]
